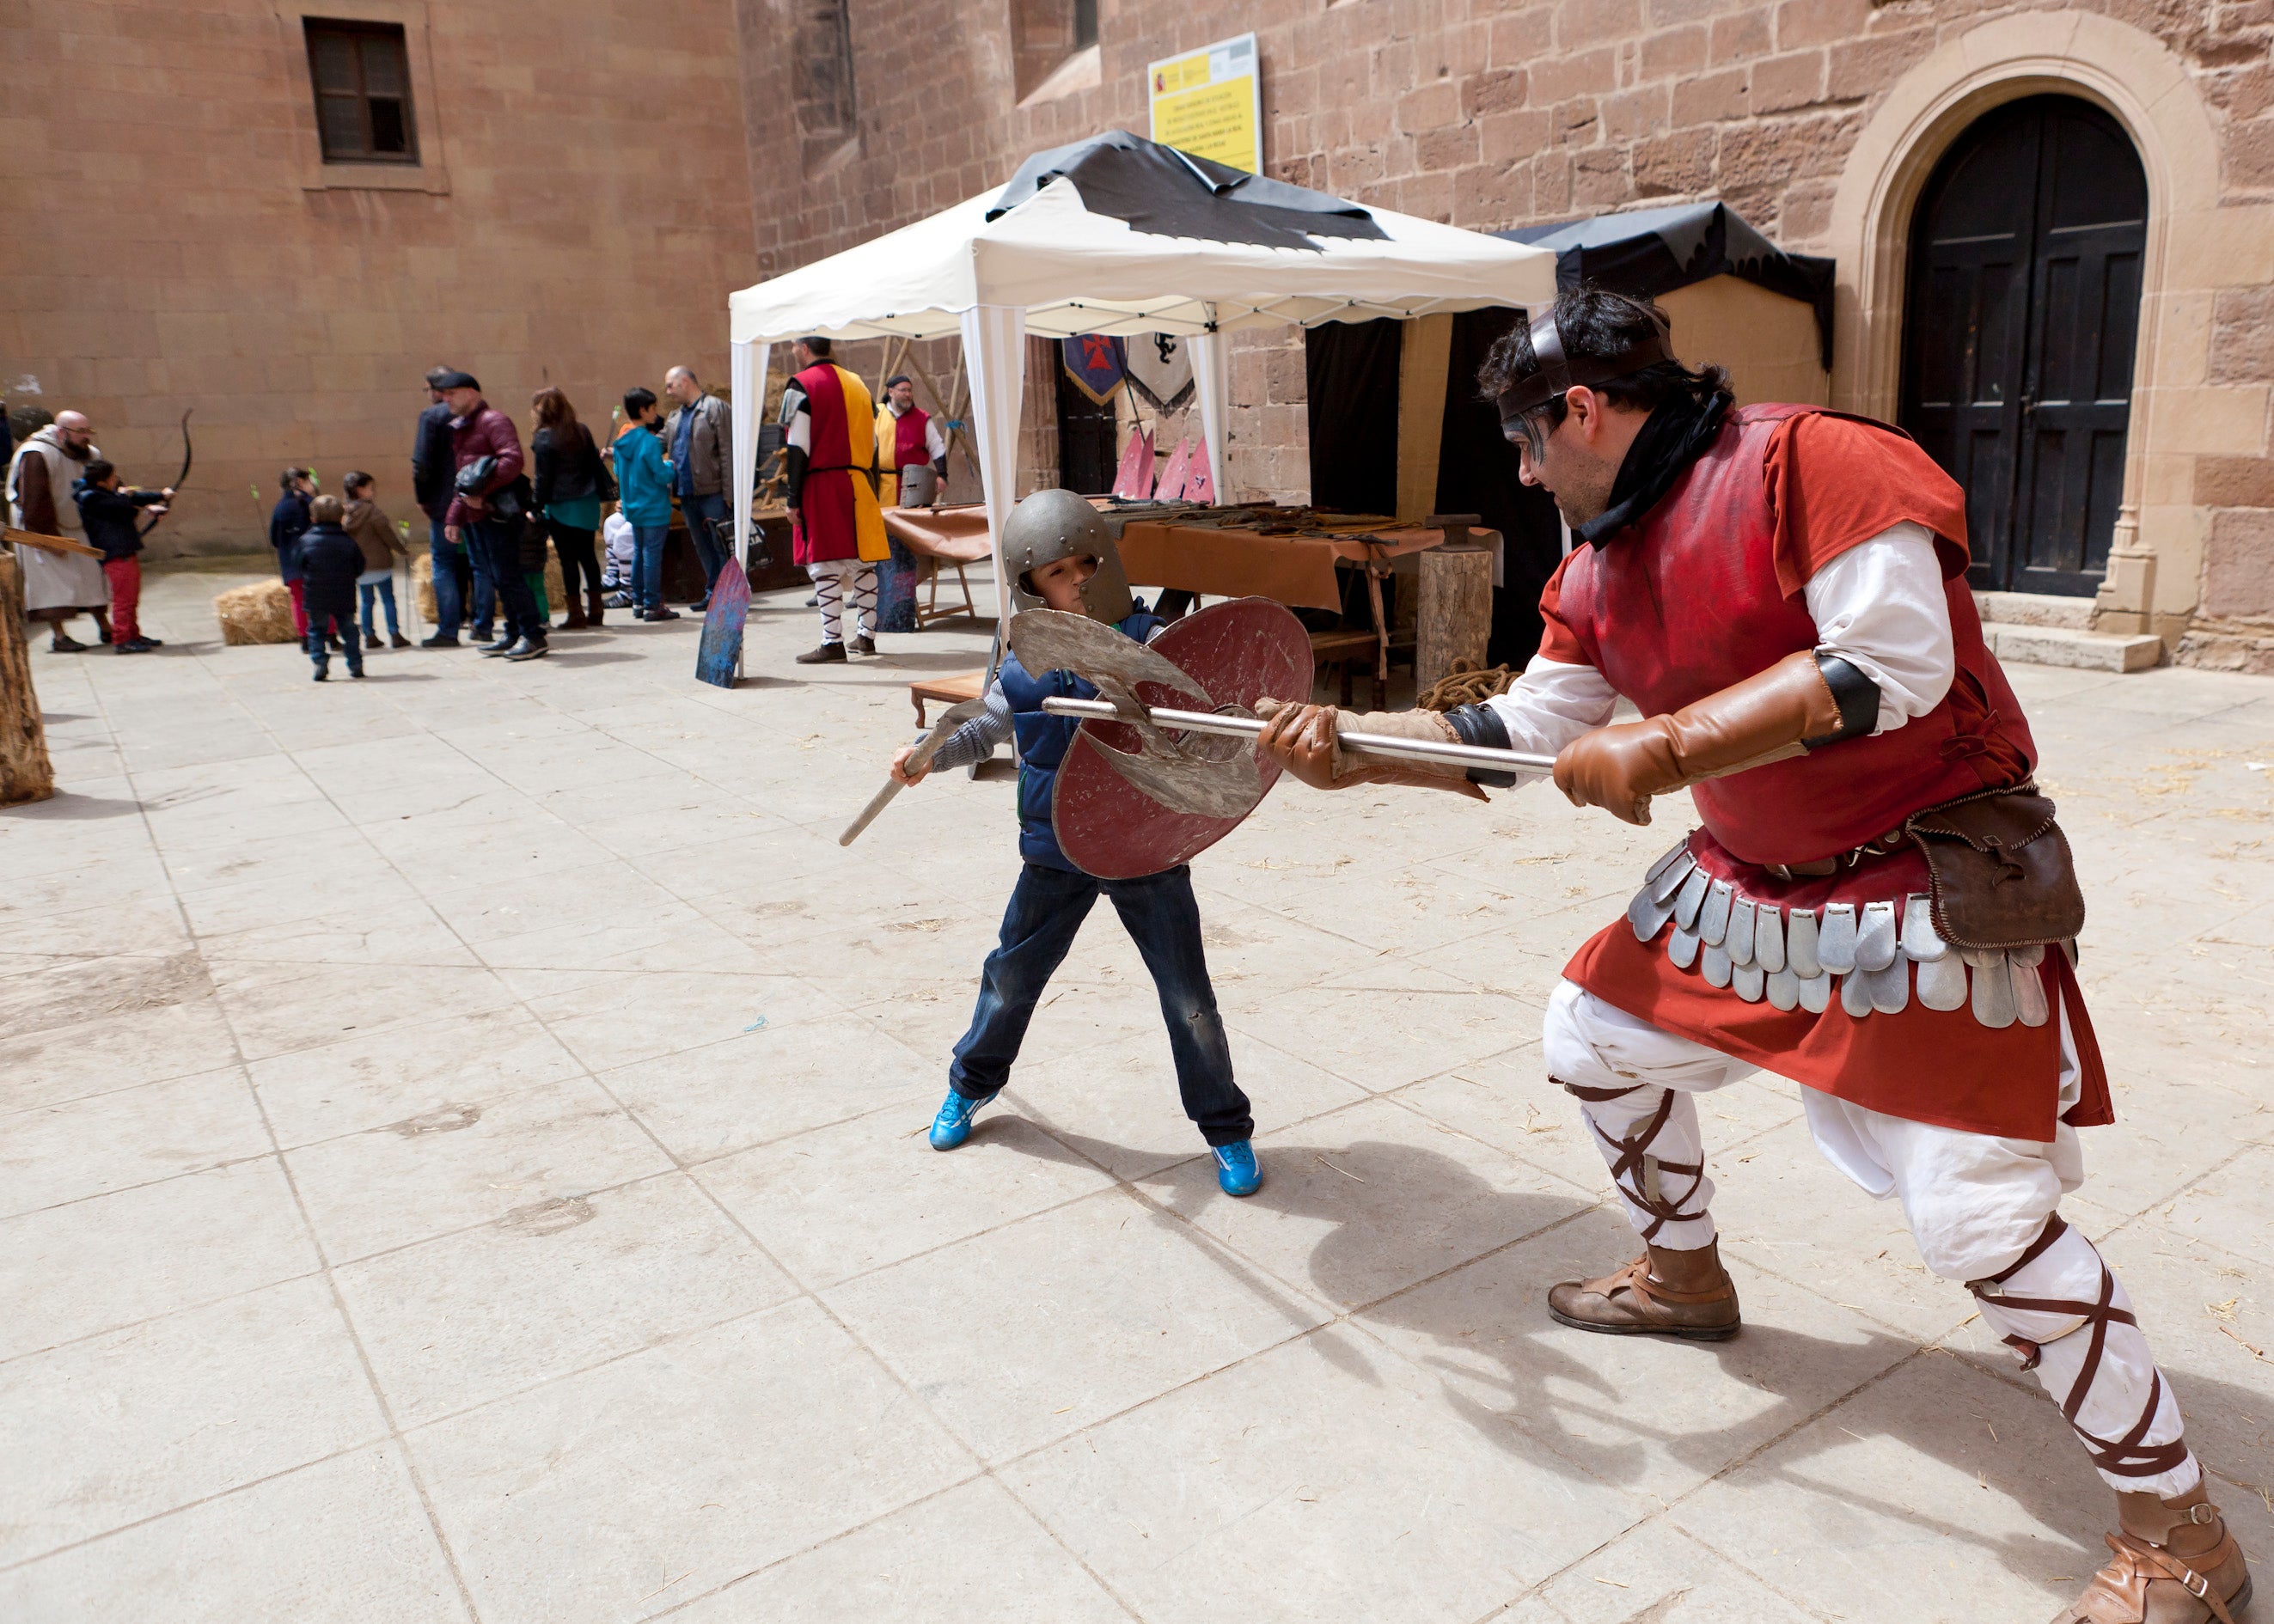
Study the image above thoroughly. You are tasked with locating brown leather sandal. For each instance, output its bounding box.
[2054,1487,2252,1624]
[1547,1240,1742,1340]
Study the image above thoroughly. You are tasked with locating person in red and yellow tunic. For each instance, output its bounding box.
[780,336,889,665]
[1258,288,2250,1624]
[876,374,948,510]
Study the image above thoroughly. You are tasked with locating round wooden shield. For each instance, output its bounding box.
[1051,597,1313,879]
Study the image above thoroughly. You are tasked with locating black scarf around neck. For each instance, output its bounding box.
[1570,386,1733,548]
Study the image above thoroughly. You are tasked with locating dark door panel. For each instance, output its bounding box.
[1899,96,2147,596]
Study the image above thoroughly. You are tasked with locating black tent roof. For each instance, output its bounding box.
[987,130,1387,252]
[1497,201,1834,369]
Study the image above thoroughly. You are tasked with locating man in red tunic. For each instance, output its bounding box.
[1259,288,2249,1624]
[781,336,889,665]
[877,374,948,509]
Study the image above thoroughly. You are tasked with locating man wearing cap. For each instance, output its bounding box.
[780,336,889,663]
[1258,285,2249,1624]
[437,372,547,662]
[875,375,947,510]
[413,365,485,646]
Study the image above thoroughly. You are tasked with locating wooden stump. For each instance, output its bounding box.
[0,553,56,807]
[1415,541,1493,696]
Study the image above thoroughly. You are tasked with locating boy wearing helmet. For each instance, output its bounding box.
[889,489,1262,1196]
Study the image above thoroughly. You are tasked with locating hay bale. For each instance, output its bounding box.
[410,540,566,621]
[215,578,298,645]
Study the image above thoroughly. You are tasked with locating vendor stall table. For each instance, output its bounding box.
[878,508,990,625]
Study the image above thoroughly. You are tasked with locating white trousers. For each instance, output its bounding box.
[1542,979,2197,1497]
[808,559,876,644]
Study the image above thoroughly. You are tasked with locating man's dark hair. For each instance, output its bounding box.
[623,386,657,418]
[279,467,311,492]
[425,366,454,388]
[344,469,373,495]
[884,374,911,388]
[799,335,833,357]
[81,458,115,485]
[1478,286,1733,449]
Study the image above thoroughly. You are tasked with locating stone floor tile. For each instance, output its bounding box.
[0,1064,269,1217]
[0,947,211,1041]
[660,1477,1128,1623]
[0,1156,318,1359]
[0,986,240,1114]
[195,899,482,970]
[1006,1322,1649,1624]
[1143,1094,1596,1310]
[695,1108,1113,1289]
[0,1276,386,1566]
[1357,1206,1916,1502]
[0,1443,466,1624]
[408,1298,973,1624]
[208,957,518,1060]
[999,1024,1371,1181]
[1227,969,1544,1095]
[0,897,193,959]
[2152,1143,2274,1268]
[1525,1522,1821,1623]
[248,1004,588,1147]
[284,1073,674,1262]
[337,1170,796,1423]
[600,1011,935,1163]
[518,968,849,1073]
[1669,1348,2144,1624]
[824,1186,1330,1462]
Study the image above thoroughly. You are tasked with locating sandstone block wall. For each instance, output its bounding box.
[4,0,755,557]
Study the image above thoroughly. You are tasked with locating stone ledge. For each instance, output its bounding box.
[1984,622,2162,672]
[2174,620,2274,676]
[1973,589,2094,630]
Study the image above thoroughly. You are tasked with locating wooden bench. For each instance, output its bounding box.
[909,669,986,725]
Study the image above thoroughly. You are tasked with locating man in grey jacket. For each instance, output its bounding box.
[663,366,730,611]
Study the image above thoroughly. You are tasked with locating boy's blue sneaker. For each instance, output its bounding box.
[929,1087,999,1151]
[1213,1140,1262,1197]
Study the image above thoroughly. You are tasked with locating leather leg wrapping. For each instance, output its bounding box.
[1558,1078,1717,1249]
[1970,1214,2199,1497]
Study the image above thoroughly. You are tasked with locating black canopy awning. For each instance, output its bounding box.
[1497,201,1834,369]
[987,130,1387,252]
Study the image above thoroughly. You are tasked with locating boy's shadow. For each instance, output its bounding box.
[1019,1124,2269,1597]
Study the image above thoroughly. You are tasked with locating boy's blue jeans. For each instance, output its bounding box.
[632,523,669,612]
[949,862,1252,1146]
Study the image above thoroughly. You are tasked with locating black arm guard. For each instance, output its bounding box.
[1444,701,1517,788]
[1803,653,1880,748]
[783,444,809,510]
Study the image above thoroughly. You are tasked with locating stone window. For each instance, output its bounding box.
[303,19,418,165]
[1012,0,1099,104]
[793,0,859,173]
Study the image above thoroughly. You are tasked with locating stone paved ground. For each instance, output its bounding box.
[3,567,2271,1624]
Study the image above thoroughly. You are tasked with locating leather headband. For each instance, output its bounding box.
[1495,311,1673,428]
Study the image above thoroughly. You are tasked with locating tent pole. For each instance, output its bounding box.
[729,339,768,683]
[1189,314,1230,508]
[958,304,1027,653]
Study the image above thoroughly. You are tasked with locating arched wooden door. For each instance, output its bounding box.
[1898,95,2147,597]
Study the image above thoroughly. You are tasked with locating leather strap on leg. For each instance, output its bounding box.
[2065,1533,2241,1624]
[1969,1214,2192,1481]
[1556,1077,1707,1243]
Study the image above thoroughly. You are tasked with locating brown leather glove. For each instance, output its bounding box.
[1256,699,1488,799]
[1553,649,1845,825]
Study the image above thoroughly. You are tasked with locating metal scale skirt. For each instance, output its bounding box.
[1623,837,2075,1030]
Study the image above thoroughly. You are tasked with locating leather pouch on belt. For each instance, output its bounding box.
[1904,787,2084,949]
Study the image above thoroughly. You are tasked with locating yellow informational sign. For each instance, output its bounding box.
[1147,33,1261,175]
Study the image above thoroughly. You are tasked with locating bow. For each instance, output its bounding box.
[138,407,193,537]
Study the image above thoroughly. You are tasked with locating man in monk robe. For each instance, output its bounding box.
[781,336,889,664]
[1258,286,2249,1624]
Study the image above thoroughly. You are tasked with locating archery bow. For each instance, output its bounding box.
[138,407,193,537]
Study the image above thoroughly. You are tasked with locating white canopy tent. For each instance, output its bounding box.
[724,135,1558,646]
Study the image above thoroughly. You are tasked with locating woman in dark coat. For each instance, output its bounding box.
[268,467,315,637]
[292,494,366,680]
[530,388,607,628]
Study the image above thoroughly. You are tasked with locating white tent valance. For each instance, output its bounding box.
[724,134,1557,675]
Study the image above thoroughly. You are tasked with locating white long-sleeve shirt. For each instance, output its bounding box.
[1481,522,1954,760]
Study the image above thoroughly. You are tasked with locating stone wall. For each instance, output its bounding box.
[3,0,755,557]
[736,0,2272,660]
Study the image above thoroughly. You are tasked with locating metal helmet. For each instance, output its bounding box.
[1000,487,1135,625]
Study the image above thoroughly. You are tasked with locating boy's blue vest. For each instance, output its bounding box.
[996,605,1162,870]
